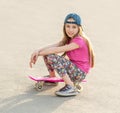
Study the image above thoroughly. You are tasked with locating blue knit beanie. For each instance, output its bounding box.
[64,13,81,26]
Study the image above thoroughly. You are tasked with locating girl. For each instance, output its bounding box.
[29,13,95,96]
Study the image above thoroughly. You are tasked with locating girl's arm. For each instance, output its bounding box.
[29,40,63,68]
[39,42,79,56]
[38,41,64,51]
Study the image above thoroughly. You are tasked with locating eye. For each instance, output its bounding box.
[66,24,70,28]
[72,25,77,29]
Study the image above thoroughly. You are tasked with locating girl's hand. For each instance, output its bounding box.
[29,50,39,68]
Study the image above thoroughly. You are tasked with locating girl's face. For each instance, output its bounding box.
[65,18,79,38]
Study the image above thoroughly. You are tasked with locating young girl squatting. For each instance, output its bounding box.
[29,13,95,96]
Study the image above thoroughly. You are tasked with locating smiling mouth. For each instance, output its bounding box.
[68,33,74,35]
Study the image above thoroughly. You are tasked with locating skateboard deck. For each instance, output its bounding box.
[28,75,64,82]
[28,75,86,82]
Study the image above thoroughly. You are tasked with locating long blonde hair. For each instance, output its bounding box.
[62,25,95,68]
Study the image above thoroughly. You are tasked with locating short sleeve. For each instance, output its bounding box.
[71,37,84,48]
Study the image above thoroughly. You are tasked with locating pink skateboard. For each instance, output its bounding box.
[28,75,86,92]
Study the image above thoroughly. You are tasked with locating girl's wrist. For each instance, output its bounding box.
[37,50,40,56]
[38,49,42,56]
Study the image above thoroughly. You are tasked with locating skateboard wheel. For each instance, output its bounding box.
[35,81,44,91]
[74,83,83,93]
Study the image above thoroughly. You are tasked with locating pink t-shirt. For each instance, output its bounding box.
[66,36,90,73]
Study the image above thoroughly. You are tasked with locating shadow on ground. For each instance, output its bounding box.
[0,86,74,113]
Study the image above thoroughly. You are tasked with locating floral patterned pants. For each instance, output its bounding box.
[43,54,86,83]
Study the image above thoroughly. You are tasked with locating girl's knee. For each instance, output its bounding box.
[45,54,56,59]
[45,54,57,63]
[44,54,55,59]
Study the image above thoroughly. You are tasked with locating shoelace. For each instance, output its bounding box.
[59,84,71,91]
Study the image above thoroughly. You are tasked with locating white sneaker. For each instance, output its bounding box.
[55,84,78,97]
